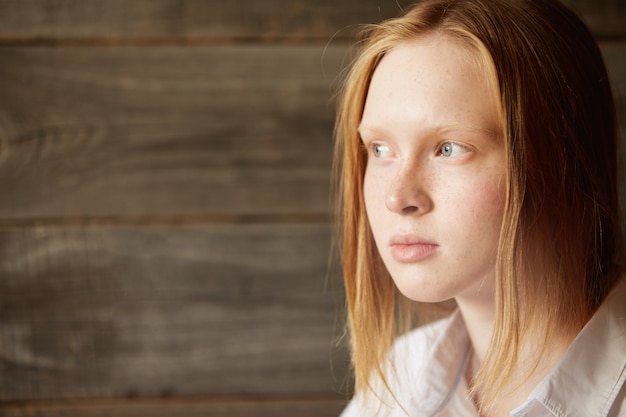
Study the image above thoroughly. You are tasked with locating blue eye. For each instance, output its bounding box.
[372,143,391,158]
[439,142,467,157]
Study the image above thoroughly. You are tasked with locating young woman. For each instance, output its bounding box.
[333,0,626,415]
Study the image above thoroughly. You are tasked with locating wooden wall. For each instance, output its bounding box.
[0,1,624,416]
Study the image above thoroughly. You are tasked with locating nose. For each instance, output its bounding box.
[385,163,433,215]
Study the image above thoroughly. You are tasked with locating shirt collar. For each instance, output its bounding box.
[513,278,626,417]
[410,311,473,415]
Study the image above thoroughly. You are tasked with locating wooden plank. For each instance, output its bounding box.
[1,43,625,221]
[0,397,348,417]
[0,45,346,219]
[0,0,414,42]
[0,223,349,401]
[562,0,626,38]
[0,0,622,42]
[601,43,626,217]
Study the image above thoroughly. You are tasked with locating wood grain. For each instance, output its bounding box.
[0,224,349,401]
[0,0,622,43]
[0,45,347,219]
[1,397,348,417]
[602,43,626,215]
[1,43,625,222]
[564,0,626,38]
[0,0,414,43]
[0,1,624,413]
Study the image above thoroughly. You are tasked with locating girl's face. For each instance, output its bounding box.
[360,35,506,305]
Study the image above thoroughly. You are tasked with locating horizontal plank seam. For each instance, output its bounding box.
[0,393,348,409]
[0,31,626,47]
[0,213,331,228]
[0,35,351,47]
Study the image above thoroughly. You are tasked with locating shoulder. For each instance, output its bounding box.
[527,277,626,416]
[388,314,455,368]
[395,313,458,348]
[341,312,463,417]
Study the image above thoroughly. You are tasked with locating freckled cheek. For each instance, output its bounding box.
[437,175,505,233]
[362,175,377,228]
[466,178,506,233]
[362,169,399,243]
[480,173,507,213]
[362,169,387,212]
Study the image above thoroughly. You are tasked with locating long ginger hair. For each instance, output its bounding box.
[333,0,622,412]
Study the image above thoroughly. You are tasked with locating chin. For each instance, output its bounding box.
[394,283,457,304]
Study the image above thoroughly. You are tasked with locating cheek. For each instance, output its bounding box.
[481,173,506,215]
[362,168,393,244]
[362,167,383,214]
[466,176,506,233]
[440,173,505,233]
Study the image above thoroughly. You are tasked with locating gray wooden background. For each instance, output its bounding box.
[0,1,624,416]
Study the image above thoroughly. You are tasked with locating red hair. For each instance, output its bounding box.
[333,0,623,412]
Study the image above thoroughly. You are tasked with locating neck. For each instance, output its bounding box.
[455,296,495,367]
[455,294,577,417]
[457,300,494,364]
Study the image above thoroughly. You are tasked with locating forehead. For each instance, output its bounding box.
[360,34,501,137]
[368,34,488,103]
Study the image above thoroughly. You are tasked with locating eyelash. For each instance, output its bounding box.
[371,143,392,158]
[365,141,469,159]
[438,142,468,157]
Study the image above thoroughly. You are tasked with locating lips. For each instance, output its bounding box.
[389,235,439,263]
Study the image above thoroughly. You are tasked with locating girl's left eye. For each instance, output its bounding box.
[372,143,392,158]
[439,142,469,157]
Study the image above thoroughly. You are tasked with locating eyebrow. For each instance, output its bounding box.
[437,124,501,138]
[357,125,381,138]
[358,123,501,139]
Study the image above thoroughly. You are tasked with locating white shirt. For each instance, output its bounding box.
[341,279,626,417]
